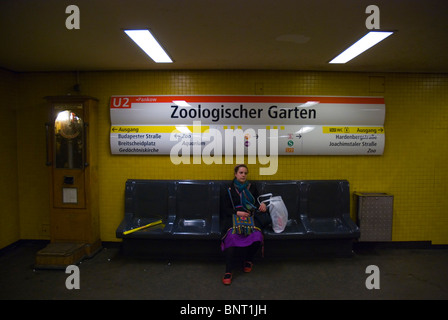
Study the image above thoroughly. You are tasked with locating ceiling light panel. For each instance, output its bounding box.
[124,29,173,63]
[330,31,394,64]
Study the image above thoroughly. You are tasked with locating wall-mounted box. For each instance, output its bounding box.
[354,192,393,242]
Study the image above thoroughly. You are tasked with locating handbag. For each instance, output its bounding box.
[228,187,257,235]
[258,193,288,233]
[232,214,256,235]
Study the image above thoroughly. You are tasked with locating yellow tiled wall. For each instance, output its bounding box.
[2,70,447,248]
[0,70,20,249]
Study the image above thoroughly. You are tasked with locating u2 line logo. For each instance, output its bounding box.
[111,97,131,108]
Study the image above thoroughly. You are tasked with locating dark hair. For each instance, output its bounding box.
[234,164,248,174]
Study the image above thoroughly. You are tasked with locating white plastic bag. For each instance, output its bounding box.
[258,193,288,233]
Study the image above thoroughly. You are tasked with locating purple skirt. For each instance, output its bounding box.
[221,228,263,251]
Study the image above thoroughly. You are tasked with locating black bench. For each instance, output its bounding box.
[116,179,360,258]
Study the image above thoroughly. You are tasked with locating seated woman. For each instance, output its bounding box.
[221,164,271,285]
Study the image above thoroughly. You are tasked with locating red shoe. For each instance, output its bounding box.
[243,261,253,273]
[222,273,232,285]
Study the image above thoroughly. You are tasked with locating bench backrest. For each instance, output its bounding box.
[124,179,350,222]
[174,180,219,221]
[125,180,173,221]
[300,180,350,219]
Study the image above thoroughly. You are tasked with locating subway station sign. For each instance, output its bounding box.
[110,95,385,155]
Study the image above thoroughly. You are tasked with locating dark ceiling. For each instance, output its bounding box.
[1,0,447,73]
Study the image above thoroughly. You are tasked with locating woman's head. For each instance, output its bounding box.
[234,164,249,183]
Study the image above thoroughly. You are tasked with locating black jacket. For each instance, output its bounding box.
[221,181,271,233]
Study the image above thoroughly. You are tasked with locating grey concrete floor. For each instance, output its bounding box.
[1,241,447,301]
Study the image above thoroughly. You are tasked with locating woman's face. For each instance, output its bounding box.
[234,166,248,183]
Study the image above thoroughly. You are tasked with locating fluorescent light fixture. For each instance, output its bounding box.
[124,29,173,63]
[296,126,315,134]
[173,100,191,107]
[300,101,319,108]
[175,126,192,134]
[329,31,393,64]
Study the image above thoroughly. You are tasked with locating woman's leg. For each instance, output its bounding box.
[224,247,236,273]
[223,247,240,285]
[245,241,261,263]
[243,241,261,272]
[223,242,261,280]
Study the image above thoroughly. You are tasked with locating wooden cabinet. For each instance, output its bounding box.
[36,96,101,268]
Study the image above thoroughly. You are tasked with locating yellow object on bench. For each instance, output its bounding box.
[123,219,163,235]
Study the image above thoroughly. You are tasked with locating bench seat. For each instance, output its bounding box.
[116,179,360,257]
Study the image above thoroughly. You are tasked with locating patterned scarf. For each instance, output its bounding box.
[233,179,257,212]
[230,179,257,235]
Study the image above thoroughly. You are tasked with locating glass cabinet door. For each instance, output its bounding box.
[54,105,84,169]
